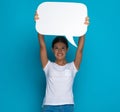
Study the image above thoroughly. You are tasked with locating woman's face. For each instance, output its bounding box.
[52,42,68,61]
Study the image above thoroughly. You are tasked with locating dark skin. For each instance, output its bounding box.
[35,13,89,69]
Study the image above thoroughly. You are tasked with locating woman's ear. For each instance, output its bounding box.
[51,47,54,53]
[66,47,69,52]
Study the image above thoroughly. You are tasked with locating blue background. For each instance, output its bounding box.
[0,0,120,112]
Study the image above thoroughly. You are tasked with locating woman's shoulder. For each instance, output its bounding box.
[66,61,78,71]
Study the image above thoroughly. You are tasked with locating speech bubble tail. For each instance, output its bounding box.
[66,36,77,47]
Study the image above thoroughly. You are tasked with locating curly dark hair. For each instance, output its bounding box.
[52,36,68,48]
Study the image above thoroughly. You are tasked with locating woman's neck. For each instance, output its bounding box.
[55,59,67,66]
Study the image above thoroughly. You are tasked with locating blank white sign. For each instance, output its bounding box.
[36,2,88,47]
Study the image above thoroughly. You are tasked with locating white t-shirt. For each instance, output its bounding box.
[43,60,78,105]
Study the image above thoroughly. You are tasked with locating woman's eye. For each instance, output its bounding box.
[62,47,65,50]
[55,47,58,50]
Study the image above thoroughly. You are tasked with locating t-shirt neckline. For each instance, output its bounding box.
[53,62,68,71]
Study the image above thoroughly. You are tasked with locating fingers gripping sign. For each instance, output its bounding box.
[35,2,88,47]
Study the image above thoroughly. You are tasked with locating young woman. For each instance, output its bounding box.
[35,13,89,112]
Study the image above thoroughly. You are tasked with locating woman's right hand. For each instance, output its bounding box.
[34,12,39,21]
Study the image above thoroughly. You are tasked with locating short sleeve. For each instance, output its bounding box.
[71,61,78,76]
[43,60,51,75]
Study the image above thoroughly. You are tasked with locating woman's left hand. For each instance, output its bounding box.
[84,17,90,25]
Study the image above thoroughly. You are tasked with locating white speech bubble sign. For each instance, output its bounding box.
[36,2,88,47]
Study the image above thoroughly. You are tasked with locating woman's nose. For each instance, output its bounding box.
[58,48,62,52]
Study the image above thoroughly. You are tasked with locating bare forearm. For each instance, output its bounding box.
[74,35,85,69]
[77,35,85,52]
[38,33,46,48]
[38,33,48,67]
